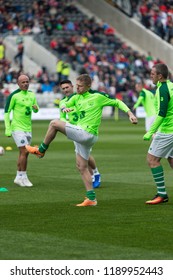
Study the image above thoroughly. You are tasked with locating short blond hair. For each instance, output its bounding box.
[76,74,92,87]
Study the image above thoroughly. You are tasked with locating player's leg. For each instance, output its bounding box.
[72,133,98,206]
[17,146,33,187]
[26,119,66,157]
[145,133,173,204]
[76,154,93,191]
[75,153,97,207]
[167,156,173,168]
[145,153,168,204]
[12,131,32,187]
[88,155,101,188]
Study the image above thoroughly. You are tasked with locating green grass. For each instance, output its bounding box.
[0,118,173,260]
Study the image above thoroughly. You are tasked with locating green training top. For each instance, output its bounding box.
[59,89,104,125]
[61,91,130,135]
[134,88,156,117]
[4,89,39,133]
[155,80,173,133]
[60,94,78,125]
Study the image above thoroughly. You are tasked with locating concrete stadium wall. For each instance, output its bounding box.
[4,36,57,75]
[77,0,173,71]
[4,36,77,81]
[4,36,41,75]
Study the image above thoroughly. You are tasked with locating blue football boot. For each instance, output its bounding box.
[92,174,101,188]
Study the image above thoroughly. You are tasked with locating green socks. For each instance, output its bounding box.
[39,142,49,153]
[151,166,167,198]
[87,190,96,201]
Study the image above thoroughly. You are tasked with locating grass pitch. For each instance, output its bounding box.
[0,118,173,260]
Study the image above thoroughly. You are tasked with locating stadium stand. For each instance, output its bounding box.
[1,0,173,115]
[106,0,173,45]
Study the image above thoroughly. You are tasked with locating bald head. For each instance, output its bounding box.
[17,74,29,91]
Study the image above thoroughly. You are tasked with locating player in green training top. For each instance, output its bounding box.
[133,82,156,131]
[60,80,101,188]
[26,74,137,207]
[143,63,173,205]
[4,74,39,187]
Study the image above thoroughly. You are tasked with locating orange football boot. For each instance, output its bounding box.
[146,194,168,205]
[76,197,97,207]
[25,145,45,158]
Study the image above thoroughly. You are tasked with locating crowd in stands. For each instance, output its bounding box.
[1,0,173,110]
[135,0,173,45]
[107,0,173,44]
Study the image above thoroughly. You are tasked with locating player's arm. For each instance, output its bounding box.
[59,101,67,122]
[32,96,39,112]
[4,95,15,137]
[143,116,163,140]
[133,96,144,109]
[60,112,67,122]
[101,94,138,124]
[60,95,75,112]
[143,88,168,140]
[116,99,138,124]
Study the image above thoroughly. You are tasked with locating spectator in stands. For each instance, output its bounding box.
[37,66,50,84]
[56,59,63,83]
[14,38,24,68]
[50,37,58,51]
[61,59,70,80]
[40,78,54,93]
[32,19,42,35]
[0,38,5,60]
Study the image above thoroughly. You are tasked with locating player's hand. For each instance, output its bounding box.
[32,105,38,110]
[129,114,138,124]
[131,116,138,124]
[128,111,138,124]
[143,132,152,141]
[62,108,73,113]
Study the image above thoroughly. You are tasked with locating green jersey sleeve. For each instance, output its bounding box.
[59,96,79,125]
[4,91,18,136]
[133,96,144,109]
[59,98,68,122]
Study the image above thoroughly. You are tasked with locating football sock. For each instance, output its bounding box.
[17,171,22,177]
[39,142,49,153]
[87,190,96,201]
[151,166,167,197]
[20,171,27,178]
[93,167,99,175]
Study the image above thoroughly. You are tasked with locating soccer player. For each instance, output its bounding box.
[60,79,101,188]
[133,82,156,131]
[26,74,137,206]
[143,63,173,204]
[4,74,39,187]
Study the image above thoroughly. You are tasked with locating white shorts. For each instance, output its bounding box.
[12,131,32,147]
[65,123,98,160]
[145,116,156,132]
[148,132,173,158]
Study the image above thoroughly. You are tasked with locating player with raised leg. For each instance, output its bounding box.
[26,74,137,206]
